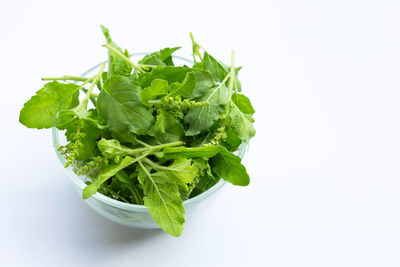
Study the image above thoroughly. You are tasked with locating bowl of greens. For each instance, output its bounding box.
[19,26,256,237]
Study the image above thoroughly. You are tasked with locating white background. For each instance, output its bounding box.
[1,0,400,266]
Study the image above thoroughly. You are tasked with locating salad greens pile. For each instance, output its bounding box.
[19,26,256,236]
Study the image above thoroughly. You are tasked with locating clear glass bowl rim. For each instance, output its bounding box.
[51,53,246,213]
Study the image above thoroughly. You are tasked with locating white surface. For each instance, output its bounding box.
[1,0,400,266]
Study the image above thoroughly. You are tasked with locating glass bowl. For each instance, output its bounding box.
[51,54,247,229]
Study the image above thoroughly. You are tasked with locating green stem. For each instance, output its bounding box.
[115,172,143,205]
[233,79,239,102]
[138,64,158,69]
[107,187,130,204]
[103,44,145,74]
[82,63,106,109]
[148,99,161,105]
[142,158,187,172]
[189,32,203,62]
[99,67,104,90]
[149,141,184,151]
[131,185,143,205]
[128,141,184,155]
[41,75,89,82]
[136,139,152,148]
[75,76,97,95]
[226,51,236,115]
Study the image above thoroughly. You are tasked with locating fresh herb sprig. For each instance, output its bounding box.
[19,26,256,237]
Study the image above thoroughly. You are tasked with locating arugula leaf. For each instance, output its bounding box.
[82,156,139,199]
[149,109,185,143]
[162,145,223,159]
[185,84,228,135]
[139,47,181,66]
[100,25,132,77]
[211,149,250,186]
[138,164,185,237]
[140,79,169,104]
[19,82,79,129]
[97,76,154,134]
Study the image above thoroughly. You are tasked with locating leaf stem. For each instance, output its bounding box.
[228,51,235,97]
[148,99,161,105]
[136,139,152,148]
[107,187,130,203]
[82,63,106,109]
[115,172,143,205]
[226,51,236,115]
[149,141,184,151]
[131,185,143,205]
[142,158,187,172]
[189,32,203,62]
[130,141,184,155]
[103,44,145,74]
[41,75,89,82]
[138,64,158,69]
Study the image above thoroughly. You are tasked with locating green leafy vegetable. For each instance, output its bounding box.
[203,51,242,92]
[184,83,228,135]
[137,66,192,88]
[19,27,256,237]
[97,76,154,134]
[140,79,170,104]
[101,25,132,77]
[228,101,256,143]
[162,145,223,159]
[232,93,255,115]
[139,47,181,66]
[82,156,139,199]
[138,163,185,237]
[169,72,196,98]
[19,82,80,129]
[149,109,185,143]
[211,149,250,186]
